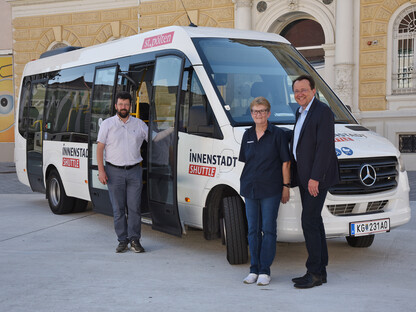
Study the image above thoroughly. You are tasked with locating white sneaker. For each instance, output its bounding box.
[257,274,271,286]
[243,273,258,284]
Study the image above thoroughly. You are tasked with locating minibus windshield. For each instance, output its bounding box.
[193,38,356,126]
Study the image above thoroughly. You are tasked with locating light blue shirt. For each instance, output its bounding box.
[293,97,315,161]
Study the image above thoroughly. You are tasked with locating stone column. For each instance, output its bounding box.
[323,43,335,88]
[334,0,354,111]
[233,0,252,30]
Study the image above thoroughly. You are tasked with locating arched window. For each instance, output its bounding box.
[50,42,68,50]
[280,19,325,67]
[393,7,416,94]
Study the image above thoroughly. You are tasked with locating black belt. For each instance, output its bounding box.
[106,162,139,170]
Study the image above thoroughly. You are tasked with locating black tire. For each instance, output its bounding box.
[46,170,75,215]
[220,217,226,245]
[346,234,375,247]
[72,199,89,213]
[222,196,248,265]
[204,189,223,240]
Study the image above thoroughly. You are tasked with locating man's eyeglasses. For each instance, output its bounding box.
[293,88,311,95]
[250,109,269,115]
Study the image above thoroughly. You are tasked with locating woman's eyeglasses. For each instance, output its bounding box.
[251,109,269,115]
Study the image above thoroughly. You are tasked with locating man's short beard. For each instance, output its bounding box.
[117,110,129,118]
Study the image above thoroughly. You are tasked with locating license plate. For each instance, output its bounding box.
[350,218,390,236]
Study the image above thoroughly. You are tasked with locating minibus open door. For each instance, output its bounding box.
[26,79,47,193]
[146,55,183,237]
[87,64,118,216]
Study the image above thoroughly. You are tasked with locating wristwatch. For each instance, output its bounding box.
[283,183,291,188]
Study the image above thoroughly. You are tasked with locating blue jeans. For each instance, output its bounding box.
[106,164,143,243]
[245,194,281,275]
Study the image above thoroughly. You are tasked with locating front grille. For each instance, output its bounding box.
[367,200,388,212]
[329,157,398,195]
[327,204,356,216]
[327,200,388,216]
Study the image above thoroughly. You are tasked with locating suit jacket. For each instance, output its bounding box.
[291,98,339,190]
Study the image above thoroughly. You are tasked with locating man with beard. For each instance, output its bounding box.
[97,91,147,253]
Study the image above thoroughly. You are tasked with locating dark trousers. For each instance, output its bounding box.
[298,183,329,276]
[106,164,143,243]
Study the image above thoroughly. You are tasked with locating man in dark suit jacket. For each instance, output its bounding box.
[290,75,339,289]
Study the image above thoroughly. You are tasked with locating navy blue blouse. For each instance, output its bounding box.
[239,122,290,199]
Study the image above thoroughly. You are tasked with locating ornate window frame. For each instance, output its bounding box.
[392,6,416,94]
[386,3,416,110]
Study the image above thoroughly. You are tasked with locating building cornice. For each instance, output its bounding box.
[7,0,138,18]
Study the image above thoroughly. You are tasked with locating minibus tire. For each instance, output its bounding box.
[46,170,75,215]
[222,196,248,265]
[346,234,375,247]
[72,199,88,213]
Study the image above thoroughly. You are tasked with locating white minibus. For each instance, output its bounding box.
[15,26,411,264]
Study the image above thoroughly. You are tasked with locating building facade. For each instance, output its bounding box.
[0,0,13,162]
[7,0,416,169]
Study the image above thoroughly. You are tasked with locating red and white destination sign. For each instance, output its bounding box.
[142,31,174,49]
[335,137,354,142]
[189,164,216,177]
[62,157,80,168]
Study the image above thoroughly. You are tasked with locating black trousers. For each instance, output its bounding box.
[298,183,329,275]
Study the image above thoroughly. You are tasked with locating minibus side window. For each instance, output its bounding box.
[18,79,31,137]
[179,69,222,139]
[90,66,118,143]
[44,69,91,139]
[27,81,47,151]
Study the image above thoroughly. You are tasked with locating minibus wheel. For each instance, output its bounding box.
[346,234,375,247]
[46,169,74,214]
[222,196,248,264]
[72,199,88,213]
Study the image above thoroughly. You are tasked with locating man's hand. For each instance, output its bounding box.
[308,179,319,197]
[98,169,108,185]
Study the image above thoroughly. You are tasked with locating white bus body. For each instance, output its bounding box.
[15,26,411,264]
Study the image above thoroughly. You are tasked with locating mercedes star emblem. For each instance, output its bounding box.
[359,164,377,187]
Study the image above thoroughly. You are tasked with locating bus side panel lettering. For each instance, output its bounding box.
[62,157,80,168]
[188,164,216,177]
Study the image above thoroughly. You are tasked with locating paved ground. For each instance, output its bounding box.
[0,162,415,311]
[0,162,32,194]
[408,170,416,201]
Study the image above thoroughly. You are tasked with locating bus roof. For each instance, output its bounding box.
[22,26,290,76]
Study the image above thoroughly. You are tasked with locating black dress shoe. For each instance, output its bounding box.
[292,273,308,284]
[294,273,322,289]
[321,273,327,283]
[293,272,327,284]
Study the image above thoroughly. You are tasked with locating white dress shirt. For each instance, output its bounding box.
[97,115,148,166]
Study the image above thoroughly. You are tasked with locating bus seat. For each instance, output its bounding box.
[188,106,206,133]
[188,105,213,135]
[250,82,269,99]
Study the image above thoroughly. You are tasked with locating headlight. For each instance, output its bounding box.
[398,155,406,172]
